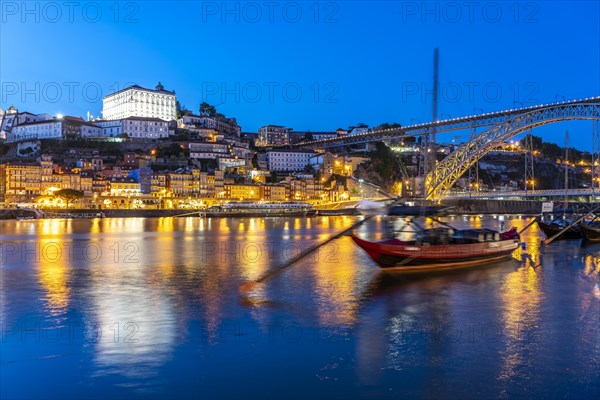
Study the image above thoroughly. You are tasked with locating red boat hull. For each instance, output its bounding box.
[351,234,519,271]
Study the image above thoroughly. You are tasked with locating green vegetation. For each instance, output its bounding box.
[40,139,123,157]
[197,159,218,172]
[157,143,188,158]
[0,142,10,157]
[370,142,397,181]
[54,189,84,208]
[176,101,191,118]
[375,122,402,130]
[175,131,190,141]
[520,134,591,161]
[199,102,217,117]
[18,147,34,156]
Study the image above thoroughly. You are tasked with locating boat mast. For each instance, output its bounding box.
[564,130,569,212]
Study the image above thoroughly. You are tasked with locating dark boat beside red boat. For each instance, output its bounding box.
[579,222,600,242]
[351,227,520,271]
[537,220,583,240]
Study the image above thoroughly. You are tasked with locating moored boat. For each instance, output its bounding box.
[206,201,316,217]
[537,220,583,240]
[579,222,600,242]
[356,199,389,216]
[388,204,452,216]
[351,228,520,271]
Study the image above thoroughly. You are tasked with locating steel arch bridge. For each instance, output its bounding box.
[426,100,600,200]
[292,97,600,150]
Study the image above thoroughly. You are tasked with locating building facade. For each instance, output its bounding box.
[258,125,291,147]
[102,83,177,121]
[266,150,315,172]
[8,116,96,142]
[122,117,169,139]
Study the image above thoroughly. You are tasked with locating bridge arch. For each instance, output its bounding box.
[426,102,600,200]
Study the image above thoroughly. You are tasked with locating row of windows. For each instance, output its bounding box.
[126,126,166,132]
[105,95,175,103]
[15,125,60,132]
[124,121,167,126]
[128,132,168,138]
[111,185,139,190]
[269,155,311,158]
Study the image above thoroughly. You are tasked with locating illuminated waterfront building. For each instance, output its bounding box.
[262,184,288,201]
[108,177,141,196]
[0,163,42,201]
[224,184,261,200]
[167,171,196,197]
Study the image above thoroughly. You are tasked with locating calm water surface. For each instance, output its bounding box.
[1,216,599,399]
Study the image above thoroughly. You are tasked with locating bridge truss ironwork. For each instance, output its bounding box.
[426,101,600,200]
[293,97,600,150]
[292,97,600,200]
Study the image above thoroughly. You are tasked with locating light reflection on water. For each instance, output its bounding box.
[0,215,599,399]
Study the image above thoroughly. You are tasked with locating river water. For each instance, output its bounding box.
[0,216,599,399]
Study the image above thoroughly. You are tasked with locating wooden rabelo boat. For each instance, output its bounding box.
[537,219,583,240]
[579,221,600,242]
[537,132,585,241]
[388,204,452,216]
[351,227,520,271]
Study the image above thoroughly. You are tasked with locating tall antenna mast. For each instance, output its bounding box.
[421,47,440,198]
[428,48,440,184]
[564,130,569,211]
[432,47,439,140]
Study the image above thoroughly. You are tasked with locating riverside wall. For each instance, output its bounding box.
[0,200,571,220]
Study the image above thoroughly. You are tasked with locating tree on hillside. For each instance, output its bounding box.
[376,122,402,130]
[371,142,396,181]
[18,147,34,156]
[520,134,543,150]
[519,134,586,162]
[199,102,217,117]
[176,101,191,118]
[55,189,84,208]
[158,143,188,158]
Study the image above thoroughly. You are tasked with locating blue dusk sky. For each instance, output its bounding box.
[1,0,599,148]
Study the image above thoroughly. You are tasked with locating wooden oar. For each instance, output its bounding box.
[173,210,205,218]
[427,215,455,230]
[240,198,406,293]
[239,214,377,293]
[519,214,542,235]
[544,204,600,245]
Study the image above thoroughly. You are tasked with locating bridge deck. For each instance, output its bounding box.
[445,188,600,199]
[293,97,600,149]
